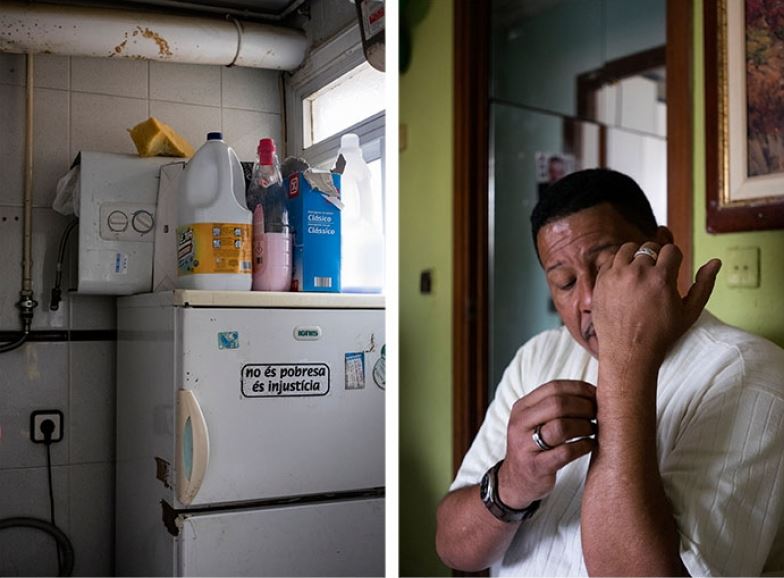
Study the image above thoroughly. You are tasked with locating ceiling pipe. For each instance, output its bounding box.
[0,1,309,70]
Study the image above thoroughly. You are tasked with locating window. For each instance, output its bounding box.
[285,23,385,223]
[303,60,384,148]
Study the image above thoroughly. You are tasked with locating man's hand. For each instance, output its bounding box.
[498,379,596,508]
[435,379,596,572]
[592,241,721,374]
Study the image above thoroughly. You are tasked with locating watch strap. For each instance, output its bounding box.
[480,459,541,523]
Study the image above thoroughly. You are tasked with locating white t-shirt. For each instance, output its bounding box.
[450,311,784,577]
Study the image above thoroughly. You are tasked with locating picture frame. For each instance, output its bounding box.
[704,0,784,233]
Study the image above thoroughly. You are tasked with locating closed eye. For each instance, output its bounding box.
[557,279,575,291]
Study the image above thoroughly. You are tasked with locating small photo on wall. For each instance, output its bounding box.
[535,152,575,200]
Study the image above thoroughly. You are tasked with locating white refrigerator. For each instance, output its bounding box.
[115,290,385,577]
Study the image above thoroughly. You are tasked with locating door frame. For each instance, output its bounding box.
[452,0,694,474]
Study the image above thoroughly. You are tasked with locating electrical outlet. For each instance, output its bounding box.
[30,410,64,443]
[726,247,760,288]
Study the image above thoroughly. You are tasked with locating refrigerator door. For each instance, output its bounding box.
[176,307,385,507]
[177,497,384,577]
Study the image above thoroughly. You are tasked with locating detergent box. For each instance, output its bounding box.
[286,170,341,292]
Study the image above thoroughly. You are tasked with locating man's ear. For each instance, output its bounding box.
[655,226,674,245]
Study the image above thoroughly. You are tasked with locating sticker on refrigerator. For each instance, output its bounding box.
[217,331,239,349]
[344,352,365,390]
[241,363,330,398]
[373,344,386,389]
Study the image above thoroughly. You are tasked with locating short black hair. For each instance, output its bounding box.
[530,168,658,259]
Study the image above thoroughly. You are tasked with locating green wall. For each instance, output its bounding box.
[693,0,784,347]
[399,0,453,575]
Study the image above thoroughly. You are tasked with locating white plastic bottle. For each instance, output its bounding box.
[337,133,385,293]
[176,132,252,291]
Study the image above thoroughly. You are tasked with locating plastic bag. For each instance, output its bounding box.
[52,165,81,217]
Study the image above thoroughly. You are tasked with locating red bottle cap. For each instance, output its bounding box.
[258,138,276,165]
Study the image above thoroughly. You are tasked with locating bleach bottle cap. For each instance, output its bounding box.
[258,138,276,165]
[340,133,360,149]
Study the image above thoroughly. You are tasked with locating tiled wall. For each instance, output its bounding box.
[0,53,283,576]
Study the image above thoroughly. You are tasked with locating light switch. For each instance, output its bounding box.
[725,247,760,288]
[420,269,433,294]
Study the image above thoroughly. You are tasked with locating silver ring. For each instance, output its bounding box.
[633,247,658,262]
[532,424,553,451]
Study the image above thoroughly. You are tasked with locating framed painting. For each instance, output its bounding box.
[704,0,784,233]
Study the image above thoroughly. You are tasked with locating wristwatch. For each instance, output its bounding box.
[480,459,541,523]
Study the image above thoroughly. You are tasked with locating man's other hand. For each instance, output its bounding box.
[499,379,597,508]
[592,241,721,372]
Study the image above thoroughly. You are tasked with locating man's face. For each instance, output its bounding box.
[536,203,652,358]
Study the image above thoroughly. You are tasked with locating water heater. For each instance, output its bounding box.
[76,151,175,294]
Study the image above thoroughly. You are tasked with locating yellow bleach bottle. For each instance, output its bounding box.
[176,132,252,290]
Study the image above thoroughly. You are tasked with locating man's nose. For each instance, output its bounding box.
[577,274,594,312]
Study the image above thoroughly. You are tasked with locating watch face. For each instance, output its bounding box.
[480,461,536,523]
[480,469,491,502]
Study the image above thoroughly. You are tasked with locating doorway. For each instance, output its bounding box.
[452,0,693,472]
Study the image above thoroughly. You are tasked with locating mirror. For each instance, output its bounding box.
[489,0,667,392]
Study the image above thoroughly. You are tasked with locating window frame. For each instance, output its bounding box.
[285,22,385,170]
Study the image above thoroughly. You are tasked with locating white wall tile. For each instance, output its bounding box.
[34,54,69,90]
[0,466,69,577]
[71,56,148,98]
[70,92,148,159]
[34,88,71,207]
[0,52,26,86]
[68,341,116,463]
[0,53,25,86]
[221,67,281,113]
[32,209,72,330]
[0,53,69,89]
[222,108,282,161]
[0,86,70,208]
[150,61,221,107]
[0,342,69,468]
[68,462,114,577]
[68,294,116,331]
[0,209,25,327]
[0,465,69,520]
[0,207,71,331]
[0,85,68,206]
[0,84,24,205]
[149,100,221,153]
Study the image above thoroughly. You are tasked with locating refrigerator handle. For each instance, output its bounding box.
[176,389,210,506]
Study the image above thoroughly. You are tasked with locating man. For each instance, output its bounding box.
[436,168,784,576]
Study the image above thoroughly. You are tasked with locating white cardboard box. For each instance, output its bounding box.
[153,162,186,292]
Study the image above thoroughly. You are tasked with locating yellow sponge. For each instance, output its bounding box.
[128,117,195,158]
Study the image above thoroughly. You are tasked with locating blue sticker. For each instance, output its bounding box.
[218,331,239,350]
[344,352,365,390]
